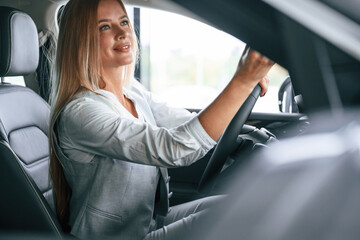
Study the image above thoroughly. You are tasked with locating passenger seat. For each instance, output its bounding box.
[0,6,64,238]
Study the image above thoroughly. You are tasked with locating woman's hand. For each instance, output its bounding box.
[259,75,270,97]
[233,46,273,95]
[198,47,274,141]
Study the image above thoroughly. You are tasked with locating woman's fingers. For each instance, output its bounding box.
[235,48,274,85]
[247,50,274,72]
[259,75,270,97]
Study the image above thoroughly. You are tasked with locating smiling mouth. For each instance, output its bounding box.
[114,44,131,52]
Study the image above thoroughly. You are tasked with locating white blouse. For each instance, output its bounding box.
[58,81,216,168]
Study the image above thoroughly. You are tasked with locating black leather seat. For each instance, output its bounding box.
[0,6,64,238]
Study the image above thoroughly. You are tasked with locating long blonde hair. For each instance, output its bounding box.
[49,0,138,231]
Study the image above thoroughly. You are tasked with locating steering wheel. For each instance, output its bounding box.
[198,84,262,192]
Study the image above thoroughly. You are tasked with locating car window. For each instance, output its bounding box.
[133,7,289,113]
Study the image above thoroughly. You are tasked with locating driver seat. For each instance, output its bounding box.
[0,6,64,238]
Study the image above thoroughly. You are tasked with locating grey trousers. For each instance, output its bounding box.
[145,195,224,240]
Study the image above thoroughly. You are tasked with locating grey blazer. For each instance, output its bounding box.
[55,139,170,239]
[54,83,215,239]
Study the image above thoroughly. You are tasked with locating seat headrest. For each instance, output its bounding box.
[0,6,39,77]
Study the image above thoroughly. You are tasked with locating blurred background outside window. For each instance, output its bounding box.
[137,8,288,112]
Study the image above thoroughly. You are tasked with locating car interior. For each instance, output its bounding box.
[0,0,359,239]
[0,6,65,239]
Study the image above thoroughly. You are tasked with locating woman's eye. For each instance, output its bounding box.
[120,20,129,26]
[99,25,110,31]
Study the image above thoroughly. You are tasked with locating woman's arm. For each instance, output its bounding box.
[134,48,272,134]
[59,96,216,168]
[198,48,273,140]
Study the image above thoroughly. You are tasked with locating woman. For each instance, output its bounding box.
[49,0,273,239]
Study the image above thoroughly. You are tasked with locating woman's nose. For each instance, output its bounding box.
[115,26,129,39]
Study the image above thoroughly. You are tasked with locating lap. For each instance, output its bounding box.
[145,195,225,240]
[163,195,225,226]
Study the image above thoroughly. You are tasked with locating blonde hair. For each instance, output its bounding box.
[49,0,138,231]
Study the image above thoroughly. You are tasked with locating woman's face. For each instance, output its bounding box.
[97,0,134,69]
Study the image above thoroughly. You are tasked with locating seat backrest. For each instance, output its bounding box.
[0,6,63,238]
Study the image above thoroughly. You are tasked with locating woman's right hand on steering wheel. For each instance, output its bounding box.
[198,47,274,141]
[233,46,274,96]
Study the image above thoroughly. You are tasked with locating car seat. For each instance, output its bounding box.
[0,6,64,239]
